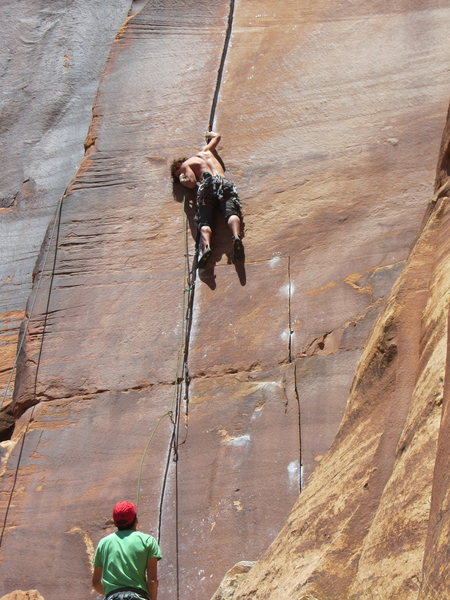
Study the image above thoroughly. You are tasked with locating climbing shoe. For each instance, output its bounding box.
[198,247,212,269]
[233,236,245,262]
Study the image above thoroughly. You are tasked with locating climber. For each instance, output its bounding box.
[92,500,162,600]
[171,131,244,268]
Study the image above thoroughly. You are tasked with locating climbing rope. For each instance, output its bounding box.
[137,0,237,592]
[134,189,199,600]
[135,410,174,510]
[2,3,236,594]
[0,404,37,547]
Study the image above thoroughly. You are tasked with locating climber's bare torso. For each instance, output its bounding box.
[177,151,224,187]
[174,133,225,188]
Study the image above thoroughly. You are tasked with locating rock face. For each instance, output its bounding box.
[0,0,132,422]
[0,592,44,600]
[210,562,255,600]
[1,1,449,600]
[221,184,450,599]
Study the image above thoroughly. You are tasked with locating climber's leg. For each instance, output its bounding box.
[198,225,213,268]
[227,214,241,238]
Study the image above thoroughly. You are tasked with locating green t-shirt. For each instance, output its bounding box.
[93,530,162,596]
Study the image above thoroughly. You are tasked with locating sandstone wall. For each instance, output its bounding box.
[1,2,450,599]
[0,0,132,424]
[221,186,450,599]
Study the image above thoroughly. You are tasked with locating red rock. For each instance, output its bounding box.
[0,592,45,600]
[0,0,133,409]
[224,150,450,600]
[1,1,449,599]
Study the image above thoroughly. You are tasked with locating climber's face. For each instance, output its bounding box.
[170,157,187,181]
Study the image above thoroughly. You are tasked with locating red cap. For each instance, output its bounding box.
[113,501,137,527]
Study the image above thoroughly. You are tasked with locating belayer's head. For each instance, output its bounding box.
[170,157,187,182]
[113,500,137,530]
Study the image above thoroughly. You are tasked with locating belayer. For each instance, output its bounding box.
[171,131,244,268]
[92,501,162,600]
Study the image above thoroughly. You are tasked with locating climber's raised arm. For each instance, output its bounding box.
[202,131,221,152]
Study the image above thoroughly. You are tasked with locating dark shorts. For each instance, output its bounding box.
[196,172,241,229]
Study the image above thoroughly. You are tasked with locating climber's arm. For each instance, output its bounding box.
[202,131,221,152]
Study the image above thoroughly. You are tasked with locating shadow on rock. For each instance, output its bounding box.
[172,182,198,242]
[198,265,217,290]
[234,256,246,286]
[173,182,246,286]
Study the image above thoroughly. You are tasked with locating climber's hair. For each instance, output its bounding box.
[116,516,137,531]
[171,157,187,182]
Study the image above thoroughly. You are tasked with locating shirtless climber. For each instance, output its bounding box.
[171,132,244,268]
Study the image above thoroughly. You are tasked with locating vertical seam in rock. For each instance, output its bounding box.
[288,256,294,362]
[294,361,303,492]
[31,196,64,406]
[208,0,235,130]
[288,256,302,491]
[0,190,66,414]
[159,3,237,587]
[162,0,240,520]
[0,188,65,546]
[0,405,36,547]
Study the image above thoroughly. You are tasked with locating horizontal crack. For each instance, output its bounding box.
[191,360,262,381]
[33,380,176,404]
[300,297,385,358]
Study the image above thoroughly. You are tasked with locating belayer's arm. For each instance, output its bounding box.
[92,566,104,595]
[147,557,159,600]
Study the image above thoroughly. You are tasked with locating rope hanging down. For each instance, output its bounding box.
[135,194,200,600]
[138,2,237,594]
[2,2,237,593]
